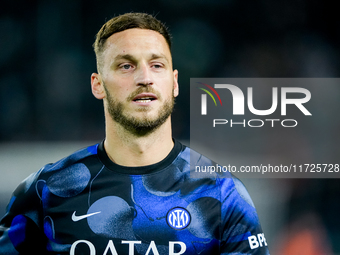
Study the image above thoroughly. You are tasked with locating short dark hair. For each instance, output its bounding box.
[94,13,172,72]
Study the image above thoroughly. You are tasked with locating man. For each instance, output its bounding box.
[0,13,269,254]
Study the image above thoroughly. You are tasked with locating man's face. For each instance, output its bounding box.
[93,28,179,135]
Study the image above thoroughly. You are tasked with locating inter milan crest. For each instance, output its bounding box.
[166,207,191,230]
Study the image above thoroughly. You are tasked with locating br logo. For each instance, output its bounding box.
[166,207,191,230]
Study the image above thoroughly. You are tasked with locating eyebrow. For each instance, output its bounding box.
[113,54,136,63]
[150,53,169,63]
[112,53,170,65]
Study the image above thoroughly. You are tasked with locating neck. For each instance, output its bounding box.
[104,115,174,167]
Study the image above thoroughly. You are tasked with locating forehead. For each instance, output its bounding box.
[103,28,171,59]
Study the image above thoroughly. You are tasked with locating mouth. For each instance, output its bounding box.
[132,93,158,103]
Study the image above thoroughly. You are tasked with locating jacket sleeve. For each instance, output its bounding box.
[220,177,270,255]
[0,170,48,254]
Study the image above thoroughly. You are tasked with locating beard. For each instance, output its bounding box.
[104,85,175,136]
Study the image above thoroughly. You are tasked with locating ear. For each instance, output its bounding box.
[91,73,105,99]
[173,69,179,97]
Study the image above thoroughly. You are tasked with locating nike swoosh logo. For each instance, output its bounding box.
[72,211,101,222]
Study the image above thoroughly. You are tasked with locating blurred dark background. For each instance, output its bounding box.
[1,0,340,254]
[1,0,339,142]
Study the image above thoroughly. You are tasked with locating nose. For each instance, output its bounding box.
[135,63,153,86]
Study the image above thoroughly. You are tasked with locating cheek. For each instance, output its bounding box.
[105,78,131,96]
[163,87,176,99]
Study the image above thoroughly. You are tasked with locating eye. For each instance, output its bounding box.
[121,64,132,70]
[117,62,135,71]
[151,63,164,69]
